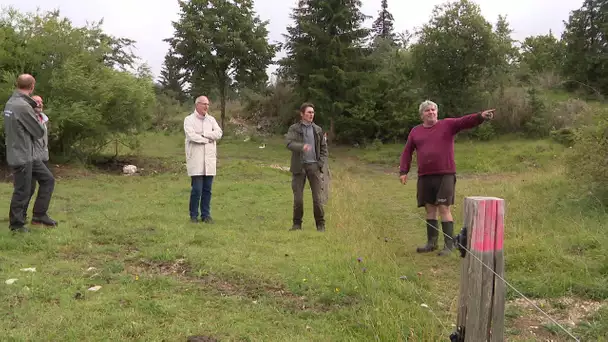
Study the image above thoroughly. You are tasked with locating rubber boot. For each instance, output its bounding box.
[416,219,439,253]
[438,221,454,256]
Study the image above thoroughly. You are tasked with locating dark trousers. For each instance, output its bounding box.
[189,175,214,219]
[10,160,55,227]
[25,160,50,216]
[292,163,325,225]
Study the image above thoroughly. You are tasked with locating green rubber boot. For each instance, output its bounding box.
[438,221,454,256]
[416,219,439,253]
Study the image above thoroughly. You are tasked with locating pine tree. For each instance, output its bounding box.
[158,48,186,101]
[279,0,371,138]
[372,0,396,44]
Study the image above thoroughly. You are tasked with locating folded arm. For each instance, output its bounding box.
[204,117,223,141]
[184,119,209,144]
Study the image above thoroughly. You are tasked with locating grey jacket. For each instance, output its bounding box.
[33,113,49,162]
[285,121,328,174]
[3,91,45,166]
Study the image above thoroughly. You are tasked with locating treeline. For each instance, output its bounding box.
[159,0,607,145]
[0,1,606,205]
[156,0,607,205]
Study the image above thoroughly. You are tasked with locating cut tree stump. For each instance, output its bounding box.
[455,196,505,342]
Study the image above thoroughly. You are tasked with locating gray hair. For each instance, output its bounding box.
[419,100,437,114]
[195,96,209,104]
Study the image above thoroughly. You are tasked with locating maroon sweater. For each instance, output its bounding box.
[400,113,485,176]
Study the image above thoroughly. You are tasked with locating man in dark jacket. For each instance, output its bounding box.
[3,74,57,232]
[285,102,328,232]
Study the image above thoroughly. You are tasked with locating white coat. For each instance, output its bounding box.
[183,111,223,176]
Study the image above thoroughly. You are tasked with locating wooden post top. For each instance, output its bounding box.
[464,196,505,253]
[465,196,505,201]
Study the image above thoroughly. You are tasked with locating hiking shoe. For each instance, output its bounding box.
[31,215,57,227]
[289,224,302,231]
[316,224,325,232]
[202,217,214,224]
[190,217,199,223]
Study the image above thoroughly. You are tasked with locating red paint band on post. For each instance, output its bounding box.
[470,198,504,252]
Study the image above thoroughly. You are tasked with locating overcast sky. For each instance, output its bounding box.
[0,0,583,81]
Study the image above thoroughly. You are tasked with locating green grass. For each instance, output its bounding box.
[0,132,607,341]
[339,134,566,176]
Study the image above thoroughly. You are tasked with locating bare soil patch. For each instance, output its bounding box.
[506,297,605,341]
[0,163,95,183]
[0,155,181,182]
[127,258,357,312]
[91,155,183,175]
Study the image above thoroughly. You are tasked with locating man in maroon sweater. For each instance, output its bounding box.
[400,100,495,256]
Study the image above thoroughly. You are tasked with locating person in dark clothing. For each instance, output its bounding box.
[285,102,329,232]
[24,95,51,222]
[399,100,495,255]
[3,74,57,232]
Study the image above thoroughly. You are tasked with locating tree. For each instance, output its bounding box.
[279,0,371,140]
[491,15,519,83]
[372,0,397,45]
[158,47,187,102]
[361,39,420,142]
[411,0,505,115]
[0,8,156,162]
[561,0,608,95]
[167,0,277,129]
[520,31,565,75]
[96,34,138,71]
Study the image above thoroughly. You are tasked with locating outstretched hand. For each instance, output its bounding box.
[481,109,495,120]
[400,174,407,185]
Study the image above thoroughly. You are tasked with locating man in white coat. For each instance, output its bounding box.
[183,96,223,223]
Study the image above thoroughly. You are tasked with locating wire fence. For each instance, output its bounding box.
[405,212,581,342]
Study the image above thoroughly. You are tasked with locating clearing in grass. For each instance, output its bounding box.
[0,132,606,341]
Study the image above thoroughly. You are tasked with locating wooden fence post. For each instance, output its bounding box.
[453,196,505,342]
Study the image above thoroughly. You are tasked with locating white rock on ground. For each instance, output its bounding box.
[122,165,137,175]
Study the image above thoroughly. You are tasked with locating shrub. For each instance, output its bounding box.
[0,9,156,163]
[151,93,189,133]
[565,109,608,207]
[240,79,298,134]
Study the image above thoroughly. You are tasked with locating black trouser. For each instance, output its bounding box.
[9,160,54,227]
[25,160,50,218]
[292,163,325,226]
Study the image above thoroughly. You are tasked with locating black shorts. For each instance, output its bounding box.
[417,174,456,208]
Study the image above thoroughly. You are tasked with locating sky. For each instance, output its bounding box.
[0,0,584,82]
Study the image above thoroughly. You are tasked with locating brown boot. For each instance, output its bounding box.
[417,219,439,253]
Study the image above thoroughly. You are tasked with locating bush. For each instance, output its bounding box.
[151,93,189,132]
[0,9,156,163]
[240,79,298,134]
[550,127,576,146]
[487,85,593,140]
[566,109,608,207]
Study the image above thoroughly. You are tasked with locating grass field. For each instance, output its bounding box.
[0,131,607,341]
